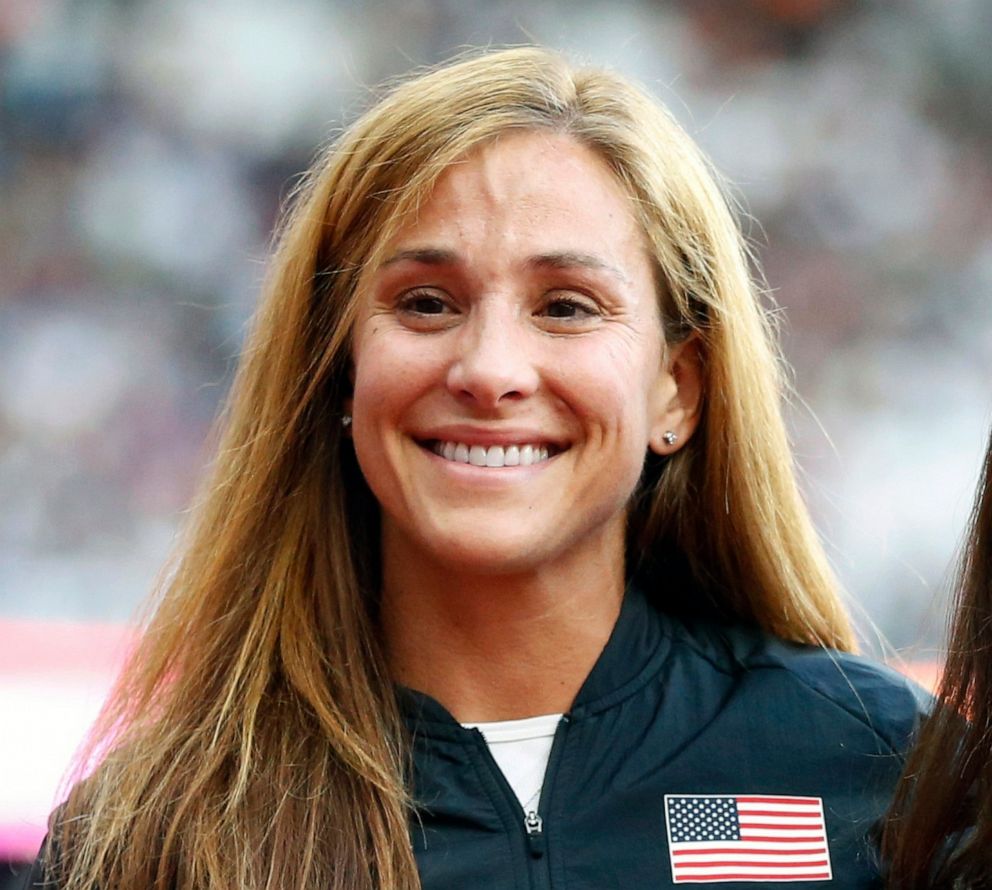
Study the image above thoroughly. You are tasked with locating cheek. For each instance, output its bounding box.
[577,336,662,431]
[352,331,432,413]
[348,332,448,491]
[349,338,409,481]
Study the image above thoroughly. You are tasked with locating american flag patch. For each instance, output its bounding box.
[664,794,832,883]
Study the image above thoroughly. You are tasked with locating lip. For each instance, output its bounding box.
[421,445,558,476]
[411,426,568,472]
[412,425,568,450]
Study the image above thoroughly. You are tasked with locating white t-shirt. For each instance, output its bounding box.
[463,713,562,813]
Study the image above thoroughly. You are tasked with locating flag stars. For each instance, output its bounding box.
[667,796,741,843]
[665,795,831,883]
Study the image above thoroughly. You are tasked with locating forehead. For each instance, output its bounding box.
[379,130,650,266]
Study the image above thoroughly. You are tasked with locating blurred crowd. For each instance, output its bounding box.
[1,0,990,648]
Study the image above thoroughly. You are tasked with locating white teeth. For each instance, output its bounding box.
[430,440,554,467]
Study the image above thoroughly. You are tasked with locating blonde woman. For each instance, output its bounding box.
[30,48,925,890]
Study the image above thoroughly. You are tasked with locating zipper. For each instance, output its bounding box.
[524,808,545,858]
[469,715,570,887]
[526,714,569,871]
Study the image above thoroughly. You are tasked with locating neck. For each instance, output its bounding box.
[380,528,625,723]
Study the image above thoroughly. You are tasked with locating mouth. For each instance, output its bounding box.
[422,439,561,468]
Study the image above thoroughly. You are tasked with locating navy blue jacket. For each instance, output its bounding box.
[23,588,926,890]
[401,586,928,889]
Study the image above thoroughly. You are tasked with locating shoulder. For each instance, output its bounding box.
[758,641,930,757]
[667,616,931,757]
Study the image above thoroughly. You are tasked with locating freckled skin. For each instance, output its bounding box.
[350,131,685,580]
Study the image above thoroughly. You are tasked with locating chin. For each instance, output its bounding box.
[420,528,559,577]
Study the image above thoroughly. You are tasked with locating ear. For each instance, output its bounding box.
[648,335,703,455]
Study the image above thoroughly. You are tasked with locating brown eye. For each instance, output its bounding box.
[410,296,445,314]
[546,299,581,318]
[399,290,450,315]
[543,296,598,319]
[394,288,459,331]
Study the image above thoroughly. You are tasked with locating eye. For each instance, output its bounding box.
[545,298,590,318]
[394,287,459,330]
[538,293,602,325]
[399,289,450,315]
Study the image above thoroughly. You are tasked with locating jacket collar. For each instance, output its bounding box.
[568,582,672,717]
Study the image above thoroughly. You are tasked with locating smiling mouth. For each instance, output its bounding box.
[425,440,559,468]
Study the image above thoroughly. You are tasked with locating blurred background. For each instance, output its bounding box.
[1,0,991,870]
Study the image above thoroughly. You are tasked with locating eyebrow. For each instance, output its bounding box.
[380,247,630,285]
[380,248,459,267]
[526,251,630,285]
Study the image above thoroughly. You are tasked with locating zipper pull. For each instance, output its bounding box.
[524,810,545,859]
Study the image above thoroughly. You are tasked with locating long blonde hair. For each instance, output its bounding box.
[53,46,854,890]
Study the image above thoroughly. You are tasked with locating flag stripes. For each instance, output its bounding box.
[665,794,832,883]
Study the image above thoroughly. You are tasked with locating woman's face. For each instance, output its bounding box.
[349,130,695,576]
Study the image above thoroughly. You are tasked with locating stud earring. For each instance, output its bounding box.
[341,414,352,428]
[662,430,678,446]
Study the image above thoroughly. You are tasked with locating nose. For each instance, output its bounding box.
[446,302,540,408]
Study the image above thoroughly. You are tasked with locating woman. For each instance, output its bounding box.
[884,430,992,888]
[33,47,925,890]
